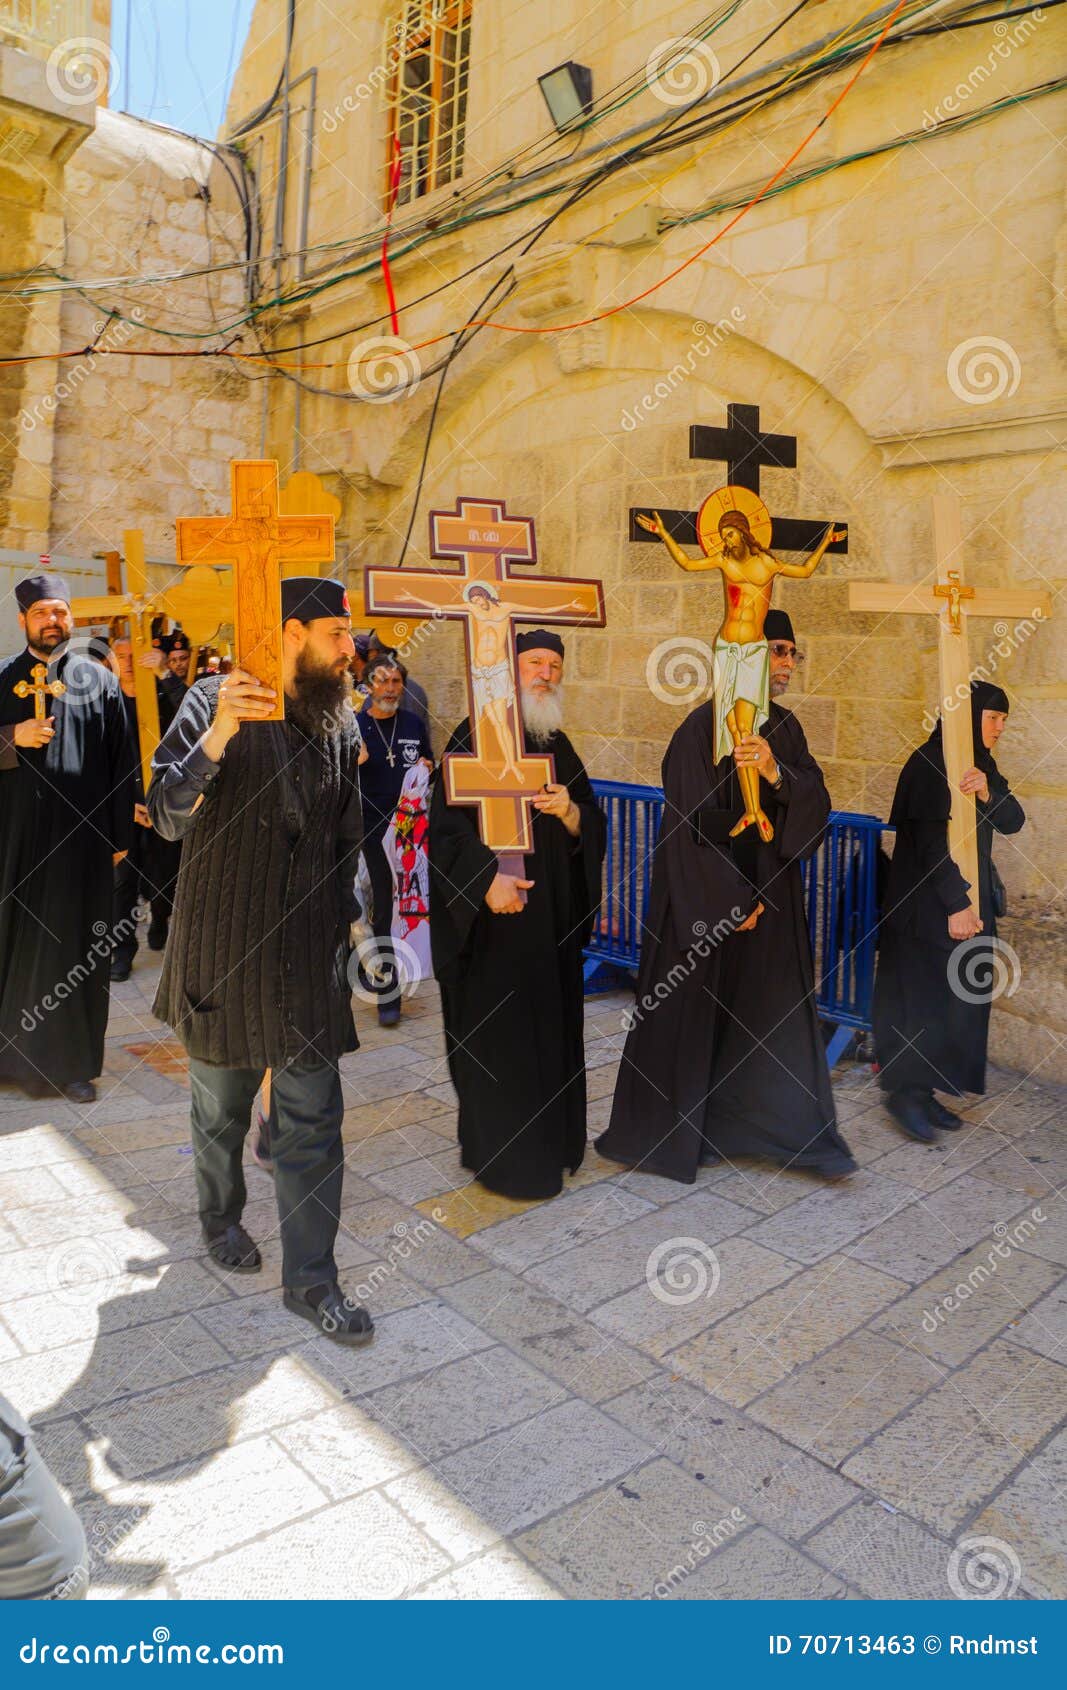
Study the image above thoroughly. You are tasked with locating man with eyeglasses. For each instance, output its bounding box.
[766,609,804,699]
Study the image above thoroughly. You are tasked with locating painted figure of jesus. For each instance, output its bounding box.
[639,487,843,839]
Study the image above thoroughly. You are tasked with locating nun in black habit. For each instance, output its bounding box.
[873,679,1024,1140]
[597,611,855,1184]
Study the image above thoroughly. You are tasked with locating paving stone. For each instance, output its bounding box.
[1018,1192,1067,1267]
[2,1259,233,1355]
[71,1113,192,1157]
[850,1174,1038,1283]
[807,1499,965,1600]
[516,1456,745,1598]
[700,1159,834,1215]
[525,1190,757,1314]
[304,1300,495,1400]
[0,1317,19,1361]
[977,1129,1067,1199]
[468,1182,655,1273]
[0,1165,71,1207]
[667,1527,851,1599]
[412,1546,563,1599]
[748,1332,939,1467]
[961,1086,1065,1137]
[176,1489,450,1599]
[870,1235,1061,1367]
[369,1145,469,1205]
[89,1434,327,1576]
[342,1096,455,1140]
[415,1182,544,1239]
[0,1315,229,1422]
[339,1196,486,1287]
[666,1254,907,1406]
[604,1376,859,1537]
[6,1184,180,1248]
[90,1355,342,1480]
[743,1169,918,1262]
[842,1339,1067,1534]
[440,1267,658,1402]
[589,1236,799,1358]
[343,1125,466,1178]
[273,1401,420,1502]
[363,1345,565,1464]
[384,1465,502,1562]
[1007,1280,1067,1363]
[427,1399,654,1537]
[970,1426,1067,1600]
[868,1128,1001,1193]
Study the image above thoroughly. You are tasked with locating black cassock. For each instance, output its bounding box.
[0,648,132,1088]
[429,719,606,1199]
[597,699,855,1183]
[873,683,1024,1098]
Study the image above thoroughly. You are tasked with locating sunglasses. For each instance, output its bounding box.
[769,642,805,664]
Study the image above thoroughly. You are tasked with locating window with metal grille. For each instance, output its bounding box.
[385,0,472,208]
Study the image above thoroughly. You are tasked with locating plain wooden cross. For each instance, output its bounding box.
[630,401,849,555]
[849,495,1052,915]
[176,460,336,722]
[364,495,605,872]
[13,662,65,719]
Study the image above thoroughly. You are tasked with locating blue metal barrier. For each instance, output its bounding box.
[585,781,888,1065]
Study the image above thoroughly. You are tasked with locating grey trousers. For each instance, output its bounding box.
[188,1055,344,1288]
[0,1397,87,1600]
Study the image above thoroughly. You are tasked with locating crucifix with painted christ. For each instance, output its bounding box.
[849,495,1051,915]
[364,496,605,872]
[176,460,336,722]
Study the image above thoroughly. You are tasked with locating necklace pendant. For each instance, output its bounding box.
[387,750,396,767]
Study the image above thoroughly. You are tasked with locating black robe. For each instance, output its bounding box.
[429,720,606,1199]
[597,699,855,1183]
[873,688,1024,1097]
[0,648,133,1087]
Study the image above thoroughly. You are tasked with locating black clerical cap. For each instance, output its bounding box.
[516,628,565,658]
[281,576,351,623]
[764,609,795,644]
[15,571,71,612]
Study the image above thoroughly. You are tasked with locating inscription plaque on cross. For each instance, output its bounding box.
[629,402,849,555]
[849,494,1052,915]
[364,496,605,872]
[176,460,336,723]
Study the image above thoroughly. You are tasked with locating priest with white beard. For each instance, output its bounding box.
[429,631,606,1199]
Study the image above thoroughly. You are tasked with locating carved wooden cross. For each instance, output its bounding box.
[630,402,849,555]
[176,460,336,722]
[13,662,65,720]
[364,495,605,872]
[849,495,1051,914]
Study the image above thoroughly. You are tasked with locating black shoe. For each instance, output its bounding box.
[886,1090,935,1143]
[283,1282,374,1346]
[63,1079,96,1104]
[110,959,132,983]
[205,1223,262,1273]
[926,1094,962,1131]
[377,999,401,1028]
[147,921,168,952]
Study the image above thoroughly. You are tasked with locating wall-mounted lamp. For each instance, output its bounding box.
[537,62,593,133]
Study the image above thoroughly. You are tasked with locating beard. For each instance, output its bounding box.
[770,673,790,698]
[287,649,351,737]
[521,682,564,747]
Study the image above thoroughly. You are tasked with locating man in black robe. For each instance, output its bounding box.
[429,630,606,1200]
[598,610,855,1183]
[873,679,1024,1140]
[0,573,132,1103]
[108,634,184,979]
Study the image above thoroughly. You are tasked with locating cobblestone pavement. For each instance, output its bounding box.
[1,951,1064,1601]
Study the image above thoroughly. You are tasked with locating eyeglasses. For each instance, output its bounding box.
[769,642,805,664]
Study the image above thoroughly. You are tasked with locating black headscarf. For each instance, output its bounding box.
[892,679,1009,825]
